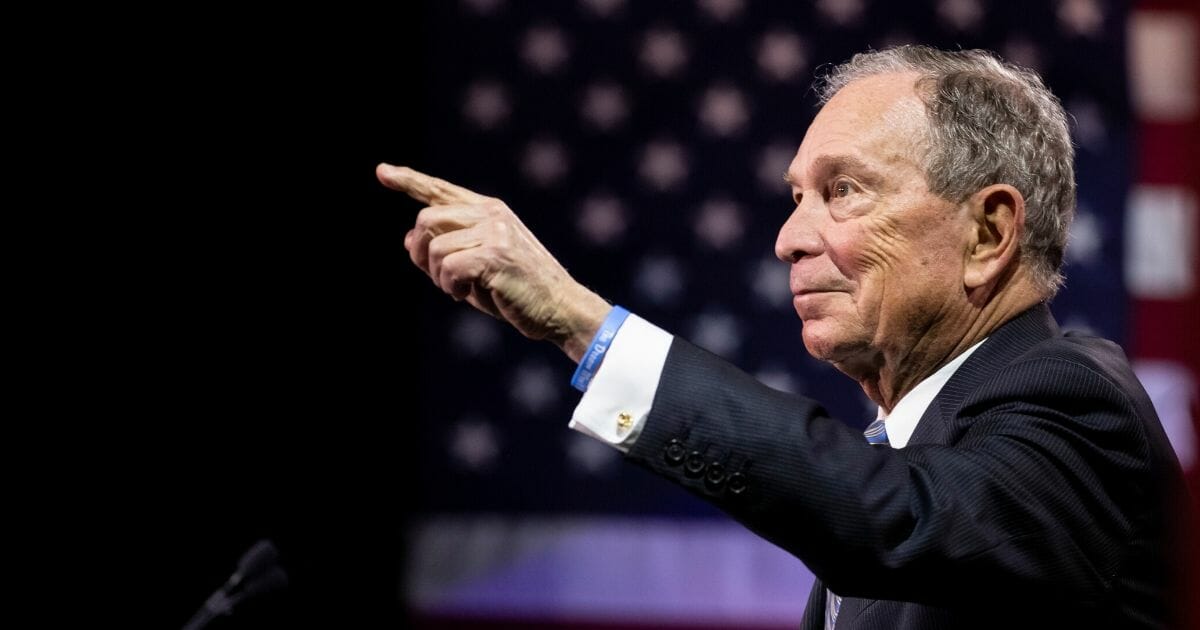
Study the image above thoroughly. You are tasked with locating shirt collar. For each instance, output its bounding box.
[878,339,986,449]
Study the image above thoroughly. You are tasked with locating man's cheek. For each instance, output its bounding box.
[823,229,871,277]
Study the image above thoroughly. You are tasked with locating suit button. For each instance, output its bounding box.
[727,472,748,495]
[704,461,726,489]
[684,451,706,477]
[664,439,686,465]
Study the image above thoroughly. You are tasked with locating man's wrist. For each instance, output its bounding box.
[570,305,631,391]
[556,289,613,363]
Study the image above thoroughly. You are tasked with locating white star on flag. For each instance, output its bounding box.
[698,0,744,23]
[694,197,745,250]
[1003,37,1043,72]
[751,256,792,309]
[577,194,629,246]
[451,311,503,357]
[1057,0,1104,39]
[689,311,743,358]
[816,0,864,27]
[1066,207,1103,266]
[462,80,511,130]
[566,433,619,475]
[758,142,797,193]
[639,140,689,192]
[578,0,624,18]
[640,29,689,79]
[449,416,501,471]
[522,139,570,187]
[510,362,560,415]
[936,0,983,32]
[1068,98,1107,151]
[634,255,685,306]
[757,31,808,82]
[522,25,570,74]
[698,85,750,136]
[580,82,630,131]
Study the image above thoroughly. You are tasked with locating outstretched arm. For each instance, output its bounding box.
[377,163,611,362]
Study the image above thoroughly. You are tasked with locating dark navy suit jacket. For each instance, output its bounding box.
[626,304,1187,628]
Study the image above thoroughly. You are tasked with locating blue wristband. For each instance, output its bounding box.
[570,305,631,392]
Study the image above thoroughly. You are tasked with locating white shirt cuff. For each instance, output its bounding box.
[568,313,672,453]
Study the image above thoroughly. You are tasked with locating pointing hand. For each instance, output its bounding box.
[377,163,610,362]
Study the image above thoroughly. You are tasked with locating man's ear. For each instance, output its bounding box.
[963,184,1024,290]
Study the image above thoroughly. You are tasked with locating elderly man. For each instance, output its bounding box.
[379,46,1186,629]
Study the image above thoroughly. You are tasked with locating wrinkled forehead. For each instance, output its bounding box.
[820,72,927,136]
[792,73,930,175]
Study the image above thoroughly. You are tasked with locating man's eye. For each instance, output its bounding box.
[832,180,853,198]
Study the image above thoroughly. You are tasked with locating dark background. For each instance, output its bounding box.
[121,7,430,628]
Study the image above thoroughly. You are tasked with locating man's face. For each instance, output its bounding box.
[778,73,972,373]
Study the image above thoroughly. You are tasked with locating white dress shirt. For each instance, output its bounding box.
[873,339,984,448]
[570,314,985,451]
[568,313,672,452]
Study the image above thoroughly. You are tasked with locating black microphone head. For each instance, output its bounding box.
[235,539,279,580]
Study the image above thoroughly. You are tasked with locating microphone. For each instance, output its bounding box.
[182,539,289,630]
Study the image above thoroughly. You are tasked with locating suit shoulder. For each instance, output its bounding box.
[1011,330,1139,389]
[966,330,1157,432]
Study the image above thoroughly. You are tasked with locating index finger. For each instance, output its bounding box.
[376,163,491,206]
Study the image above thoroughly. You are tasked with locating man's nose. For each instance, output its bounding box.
[775,201,823,263]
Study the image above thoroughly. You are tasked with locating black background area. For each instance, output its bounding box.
[122,7,430,629]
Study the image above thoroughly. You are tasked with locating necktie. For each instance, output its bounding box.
[826,418,889,629]
[862,418,889,445]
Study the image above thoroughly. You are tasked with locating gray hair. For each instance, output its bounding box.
[816,45,1076,295]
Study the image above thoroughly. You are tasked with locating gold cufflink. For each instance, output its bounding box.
[617,412,632,431]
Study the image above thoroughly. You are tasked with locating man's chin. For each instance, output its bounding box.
[801,327,869,368]
[801,328,841,362]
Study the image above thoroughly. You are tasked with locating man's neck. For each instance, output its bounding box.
[855,283,1043,413]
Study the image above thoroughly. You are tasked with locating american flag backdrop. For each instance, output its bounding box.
[402,0,1200,627]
